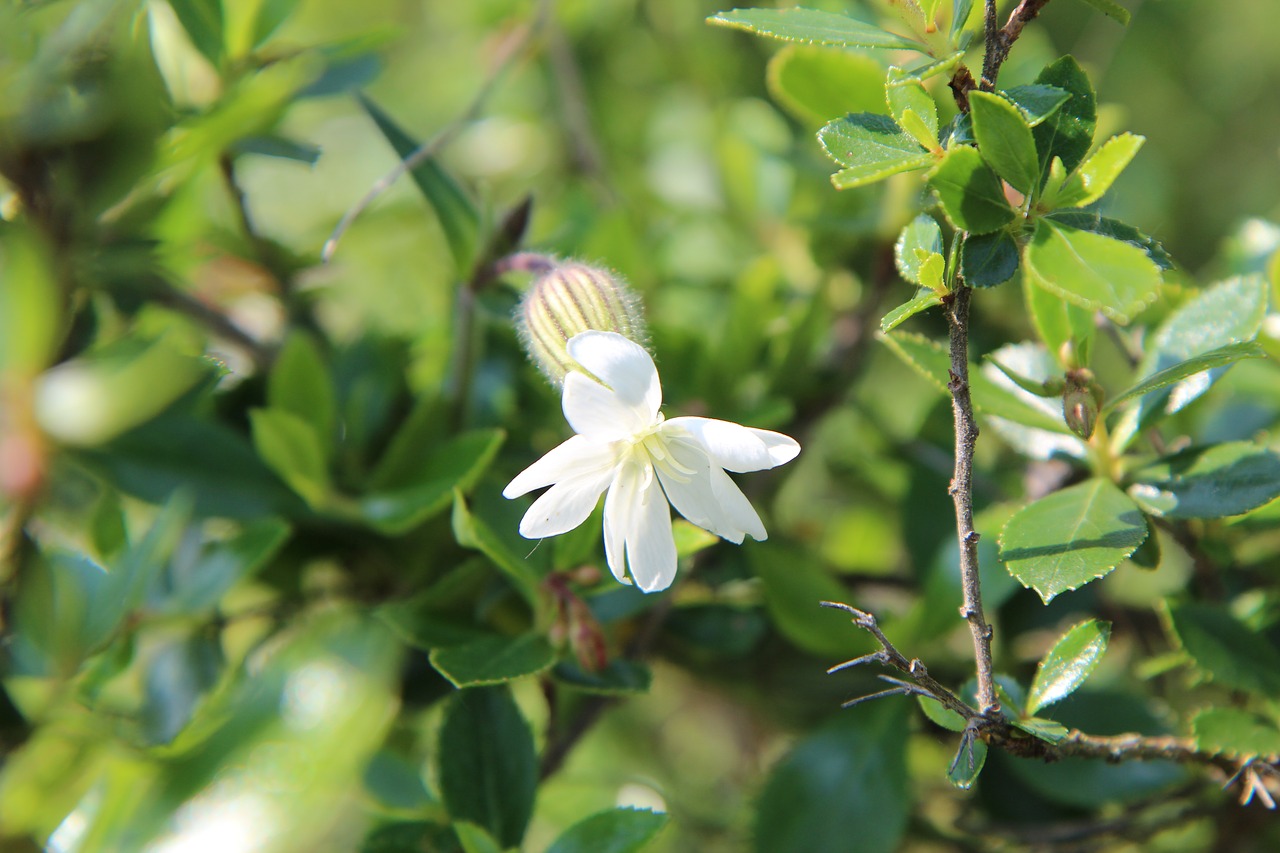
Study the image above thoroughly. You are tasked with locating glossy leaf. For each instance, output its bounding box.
[881,291,943,333]
[961,230,1019,288]
[894,214,943,284]
[1000,479,1148,603]
[1105,341,1266,411]
[766,46,886,126]
[1054,132,1145,208]
[1003,84,1070,126]
[886,74,938,146]
[1024,219,1162,324]
[708,8,925,50]
[927,145,1017,234]
[438,686,537,848]
[818,113,932,189]
[918,696,966,732]
[1192,708,1280,758]
[1026,619,1111,715]
[1013,716,1070,744]
[544,808,668,853]
[1031,56,1096,181]
[754,704,908,853]
[969,91,1039,194]
[429,634,557,688]
[1166,603,1280,698]
[359,94,480,273]
[1127,442,1280,519]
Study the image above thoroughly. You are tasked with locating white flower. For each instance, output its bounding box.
[504,331,800,593]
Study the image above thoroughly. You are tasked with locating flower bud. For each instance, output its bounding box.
[1062,368,1103,440]
[516,260,647,386]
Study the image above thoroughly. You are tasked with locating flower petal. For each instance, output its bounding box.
[603,456,677,592]
[567,331,661,420]
[654,439,753,544]
[707,465,768,542]
[517,464,615,539]
[665,417,799,473]
[503,435,618,498]
[563,371,648,440]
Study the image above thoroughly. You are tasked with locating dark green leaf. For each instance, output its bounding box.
[881,291,943,333]
[364,751,436,813]
[754,704,908,853]
[1031,56,1096,182]
[451,491,542,605]
[1106,341,1267,411]
[552,659,652,694]
[545,808,668,853]
[894,214,943,284]
[926,145,1017,234]
[1024,219,1162,324]
[169,0,225,66]
[230,135,322,165]
[142,632,223,744]
[429,634,556,688]
[1002,84,1070,126]
[1166,603,1280,698]
[1000,479,1148,603]
[1026,620,1111,715]
[359,95,480,273]
[708,8,925,50]
[268,332,336,453]
[818,113,932,190]
[438,686,537,848]
[1192,708,1280,758]
[1128,442,1280,519]
[961,230,1019,288]
[156,518,291,614]
[969,91,1039,194]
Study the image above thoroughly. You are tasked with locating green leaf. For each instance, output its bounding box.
[881,291,944,333]
[961,230,1019,288]
[1054,132,1145,208]
[1072,0,1132,25]
[1003,84,1071,126]
[1127,442,1280,520]
[545,808,668,853]
[1192,709,1280,759]
[451,491,542,605]
[1012,716,1070,744]
[1046,211,1174,269]
[766,46,886,127]
[708,7,925,50]
[169,0,225,66]
[894,214,943,284]
[230,134,322,164]
[249,407,331,506]
[0,229,59,374]
[158,518,291,614]
[886,73,938,146]
[969,91,1039,195]
[1031,56,1096,181]
[142,632,223,745]
[749,543,876,658]
[948,738,987,790]
[754,704,908,853]
[950,0,975,37]
[361,429,505,535]
[894,50,965,82]
[438,686,537,848]
[926,145,1017,234]
[268,331,336,454]
[1105,341,1267,411]
[999,479,1148,603]
[818,113,932,190]
[1026,620,1111,715]
[1023,275,1096,366]
[880,332,1071,433]
[1024,219,1162,324]
[359,94,480,273]
[1166,603,1280,698]
[252,0,301,46]
[552,659,652,694]
[453,822,503,853]
[429,634,557,688]
[918,696,966,732]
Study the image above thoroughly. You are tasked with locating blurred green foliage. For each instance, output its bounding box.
[2,1,1280,851]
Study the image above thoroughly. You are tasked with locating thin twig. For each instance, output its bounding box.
[981,0,1054,90]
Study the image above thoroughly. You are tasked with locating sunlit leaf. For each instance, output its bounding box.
[819,113,932,189]
[1026,619,1111,715]
[969,91,1039,195]
[1128,442,1280,519]
[1024,219,1162,324]
[926,145,1017,234]
[708,7,925,50]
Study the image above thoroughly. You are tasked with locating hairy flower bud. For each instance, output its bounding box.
[516,260,647,385]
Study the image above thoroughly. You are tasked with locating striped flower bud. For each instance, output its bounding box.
[516,260,647,385]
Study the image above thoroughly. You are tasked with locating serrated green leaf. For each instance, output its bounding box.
[1055,133,1145,208]
[439,687,537,848]
[430,634,556,688]
[268,332,335,454]
[896,50,966,82]
[1011,716,1070,743]
[1072,0,1131,25]
[886,74,938,145]
[766,45,886,127]
[1003,84,1071,126]
[1000,479,1148,603]
[819,113,932,189]
[1026,620,1111,714]
[249,408,330,506]
[1105,342,1266,411]
[927,145,1017,234]
[358,94,480,273]
[894,214,944,284]
[1046,211,1174,269]
[1166,603,1280,698]
[552,659,652,694]
[708,7,925,50]
[1031,56,1096,185]
[961,230,1019,288]
[1024,219,1162,324]
[169,0,225,66]
[545,808,668,853]
[969,91,1039,195]
[1192,708,1280,759]
[1128,442,1280,520]
[881,291,944,333]
[880,332,1071,433]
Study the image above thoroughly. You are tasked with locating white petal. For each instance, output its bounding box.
[517,464,616,538]
[603,457,677,592]
[665,417,799,472]
[602,464,634,585]
[707,465,768,541]
[563,371,648,440]
[654,439,749,544]
[503,435,618,498]
[567,331,661,420]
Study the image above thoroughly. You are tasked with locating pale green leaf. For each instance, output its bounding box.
[249,408,330,506]
[880,291,943,333]
[1055,133,1145,208]
[1024,219,1162,324]
[1072,0,1131,25]
[1026,620,1111,715]
[766,46,886,126]
[708,7,925,50]
[268,332,335,454]
[969,91,1039,195]
[894,214,943,283]
[886,74,938,144]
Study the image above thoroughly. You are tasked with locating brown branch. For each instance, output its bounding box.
[981,0,1054,90]
[943,284,998,714]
